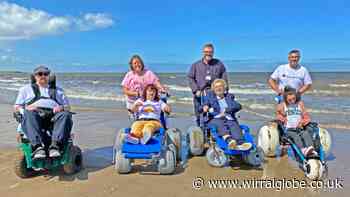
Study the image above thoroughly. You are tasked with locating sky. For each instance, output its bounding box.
[0,0,349,72]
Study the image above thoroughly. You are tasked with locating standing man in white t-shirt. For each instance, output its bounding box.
[268,49,312,96]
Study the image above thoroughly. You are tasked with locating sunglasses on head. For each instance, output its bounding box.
[36,72,49,76]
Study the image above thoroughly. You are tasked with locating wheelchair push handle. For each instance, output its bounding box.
[160,91,170,101]
[274,95,283,104]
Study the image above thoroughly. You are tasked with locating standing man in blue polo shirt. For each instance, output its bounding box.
[188,43,228,126]
[14,66,73,159]
[268,49,312,96]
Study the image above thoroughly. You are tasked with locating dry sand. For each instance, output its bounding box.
[0,103,349,197]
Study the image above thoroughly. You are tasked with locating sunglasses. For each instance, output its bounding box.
[36,72,49,77]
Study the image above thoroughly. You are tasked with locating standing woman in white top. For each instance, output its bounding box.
[268,49,312,96]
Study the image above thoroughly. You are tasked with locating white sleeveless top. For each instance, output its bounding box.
[284,103,302,129]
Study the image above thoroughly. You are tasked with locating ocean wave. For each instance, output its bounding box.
[329,83,350,88]
[0,86,20,91]
[12,83,25,87]
[0,79,18,83]
[248,103,274,110]
[230,83,267,89]
[0,77,28,83]
[247,103,350,115]
[166,84,275,95]
[67,94,126,102]
[92,80,101,85]
[230,88,273,95]
[167,85,191,92]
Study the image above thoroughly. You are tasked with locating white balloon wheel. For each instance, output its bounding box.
[318,127,332,158]
[257,122,280,157]
[305,159,324,180]
[206,146,228,167]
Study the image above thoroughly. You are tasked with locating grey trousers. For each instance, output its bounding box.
[285,128,314,149]
[22,110,73,147]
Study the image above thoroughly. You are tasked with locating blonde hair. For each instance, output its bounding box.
[211,79,227,90]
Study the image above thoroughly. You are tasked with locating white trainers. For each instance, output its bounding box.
[124,134,140,144]
[33,147,46,159]
[49,148,61,158]
[227,139,237,150]
[302,146,315,157]
[141,130,152,145]
[236,142,253,151]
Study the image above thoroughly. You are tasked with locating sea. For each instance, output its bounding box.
[0,71,349,129]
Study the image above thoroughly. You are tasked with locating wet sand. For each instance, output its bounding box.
[0,103,349,197]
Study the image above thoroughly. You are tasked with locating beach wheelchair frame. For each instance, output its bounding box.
[257,95,332,180]
[186,92,264,168]
[13,109,83,178]
[258,121,330,180]
[113,93,186,174]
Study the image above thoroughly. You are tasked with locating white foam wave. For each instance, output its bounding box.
[167,85,191,92]
[248,103,274,110]
[0,86,20,91]
[167,84,275,95]
[91,80,101,85]
[0,79,17,83]
[247,103,350,115]
[67,94,126,102]
[329,83,350,88]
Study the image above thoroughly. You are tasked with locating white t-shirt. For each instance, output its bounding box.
[284,103,302,129]
[136,99,167,120]
[270,64,312,91]
[15,84,69,109]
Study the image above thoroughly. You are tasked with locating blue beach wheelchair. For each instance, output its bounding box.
[187,92,264,168]
[257,95,332,180]
[258,121,331,180]
[112,93,187,174]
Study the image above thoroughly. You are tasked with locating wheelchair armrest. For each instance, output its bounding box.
[159,127,165,136]
[124,128,131,134]
[239,125,250,134]
[208,125,219,138]
[13,112,23,123]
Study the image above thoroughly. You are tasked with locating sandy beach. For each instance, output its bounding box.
[0,102,349,197]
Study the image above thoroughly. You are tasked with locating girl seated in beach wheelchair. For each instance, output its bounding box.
[258,87,331,180]
[188,79,264,167]
[113,84,185,174]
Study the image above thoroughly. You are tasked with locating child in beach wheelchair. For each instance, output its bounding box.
[258,87,330,180]
[275,88,316,155]
[125,84,171,144]
[186,79,264,167]
[113,84,186,174]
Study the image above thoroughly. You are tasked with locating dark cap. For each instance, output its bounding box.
[33,65,50,74]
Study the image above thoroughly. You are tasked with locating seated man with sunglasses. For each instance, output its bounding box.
[14,66,73,160]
